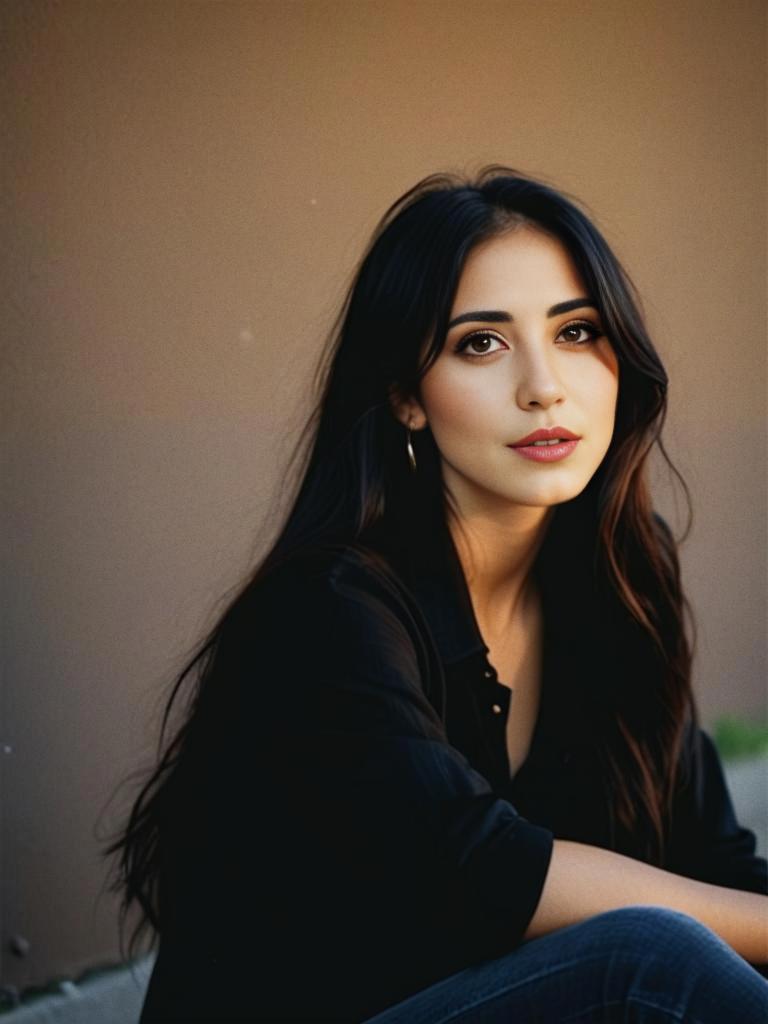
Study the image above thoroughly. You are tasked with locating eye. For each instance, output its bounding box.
[558,320,603,345]
[454,330,508,358]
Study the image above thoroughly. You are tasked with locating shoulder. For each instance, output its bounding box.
[232,541,446,733]
[257,542,413,621]
[245,542,436,675]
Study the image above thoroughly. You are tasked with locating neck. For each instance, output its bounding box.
[448,504,553,633]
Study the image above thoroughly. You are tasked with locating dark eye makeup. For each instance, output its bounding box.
[557,320,604,345]
[453,320,604,358]
[453,331,506,356]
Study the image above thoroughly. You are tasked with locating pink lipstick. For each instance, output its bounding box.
[507,426,581,463]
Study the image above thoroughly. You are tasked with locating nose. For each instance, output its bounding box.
[514,344,566,411]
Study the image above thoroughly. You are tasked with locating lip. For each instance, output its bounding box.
[508,426,581,447]
[506,425,581,463]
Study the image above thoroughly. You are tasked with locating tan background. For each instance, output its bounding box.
[2,0,765,993]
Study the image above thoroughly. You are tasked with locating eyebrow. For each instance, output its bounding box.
[446,297,598,331]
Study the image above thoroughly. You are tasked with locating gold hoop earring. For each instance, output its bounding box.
[406,422,417,472]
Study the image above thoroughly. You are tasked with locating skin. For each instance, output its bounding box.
[393,224,619,633]
[391,223,768,966]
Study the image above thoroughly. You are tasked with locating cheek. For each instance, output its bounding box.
[420,370,492,437]
[601,369,620,424]
[576,360,619,425]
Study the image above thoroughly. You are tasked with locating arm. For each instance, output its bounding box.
[245,548,556,960]
[524,710,768,968]
[525,838,768,965]
[246,546,766,971]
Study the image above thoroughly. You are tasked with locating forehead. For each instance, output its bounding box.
[451,227,586,310]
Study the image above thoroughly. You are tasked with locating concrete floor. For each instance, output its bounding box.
[1,958,154,1024]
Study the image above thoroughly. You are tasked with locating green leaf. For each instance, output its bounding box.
[712,715,768,761]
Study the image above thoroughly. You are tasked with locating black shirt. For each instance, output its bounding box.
[140,524,768,1024]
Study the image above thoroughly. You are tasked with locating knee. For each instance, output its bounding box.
[576,907,766,1020]
[597,904,710,934]
[589,905,724,961]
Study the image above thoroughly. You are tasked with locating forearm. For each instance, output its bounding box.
[525,838,768,965]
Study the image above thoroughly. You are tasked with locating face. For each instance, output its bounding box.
[400,226,619,517]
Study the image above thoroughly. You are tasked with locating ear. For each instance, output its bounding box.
[387,384,428,430]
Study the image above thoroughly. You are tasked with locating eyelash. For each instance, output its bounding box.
[454,320,604,358]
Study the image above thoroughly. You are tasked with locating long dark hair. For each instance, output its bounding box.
[104,166,696,956]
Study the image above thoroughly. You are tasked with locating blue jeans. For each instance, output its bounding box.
[362,907,768,1023]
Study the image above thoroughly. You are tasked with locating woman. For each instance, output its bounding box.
[106,168,768,1023]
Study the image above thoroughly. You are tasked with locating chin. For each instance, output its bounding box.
[508,491,582,509]
[445,460,596,512]
[501,475,591,508]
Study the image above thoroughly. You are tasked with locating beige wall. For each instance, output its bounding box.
[2,0,765,992]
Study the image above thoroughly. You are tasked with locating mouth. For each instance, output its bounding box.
[505,428,581,464]
[516,437,572,447]
[508,426,581,447]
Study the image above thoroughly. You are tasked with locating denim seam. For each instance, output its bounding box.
[559,996,697,1024]
[416,954,618,1024]
[401,957,709,1024]
[627,995,701,1024]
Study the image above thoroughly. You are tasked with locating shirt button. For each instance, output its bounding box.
[491,703,502,714]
